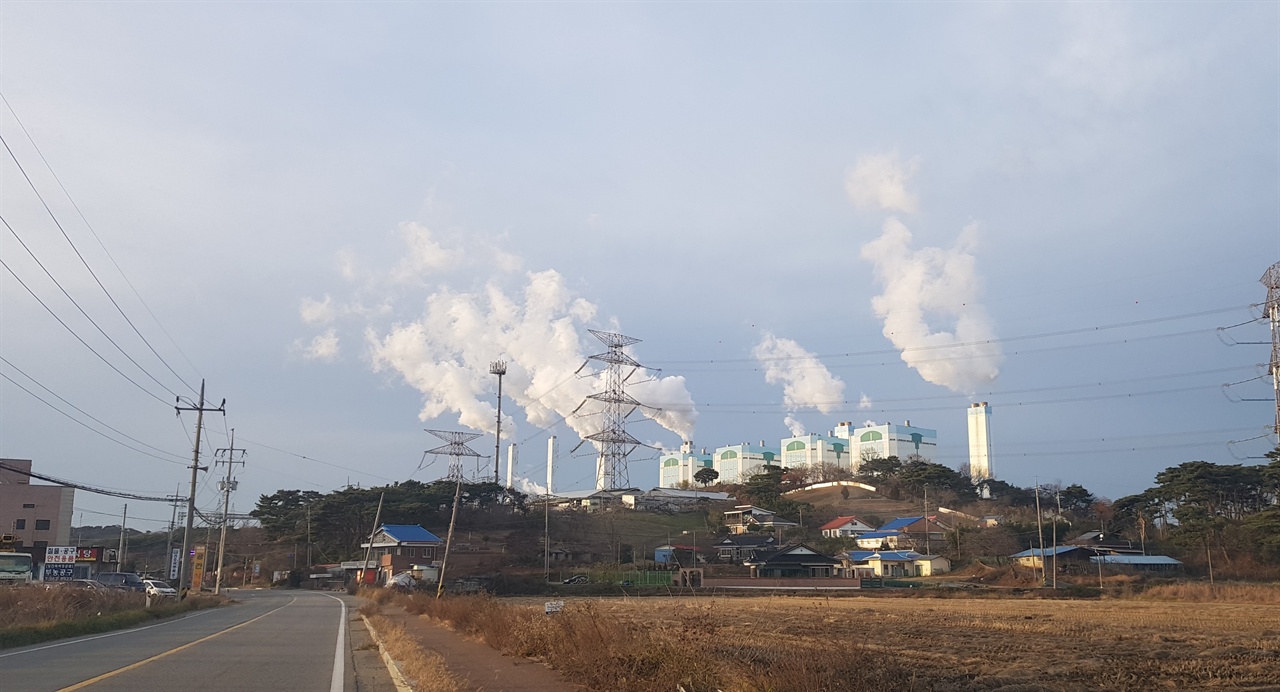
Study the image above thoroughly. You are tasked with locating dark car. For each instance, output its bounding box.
[94,572,146,591]
[562,575,588,585]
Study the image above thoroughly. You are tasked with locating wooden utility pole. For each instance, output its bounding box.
[1034,479,1046,587]
[117,504,127,570]
[437,478,463,599]
[360,493,386,587]
[175,380,223,591]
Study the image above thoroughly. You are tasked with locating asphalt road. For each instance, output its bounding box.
[1,590,368,692]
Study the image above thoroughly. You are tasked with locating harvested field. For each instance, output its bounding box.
[485,593,1280,690]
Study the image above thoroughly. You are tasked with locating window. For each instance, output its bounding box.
[22,503,35,509]
[785,441,806,452]
[407,548,416,558]
[720,451,738,460]
[35,519,50,531]
[14,519,25,530]
[663,458,679,467]
[860,431,883,442]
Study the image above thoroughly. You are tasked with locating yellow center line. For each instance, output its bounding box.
[56,597,297,691]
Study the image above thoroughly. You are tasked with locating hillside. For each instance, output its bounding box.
[784,483,926,525]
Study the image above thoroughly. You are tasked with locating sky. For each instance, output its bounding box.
[1,2,1277,534]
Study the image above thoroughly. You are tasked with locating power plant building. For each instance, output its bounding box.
[780,434,851,471]
[659,441,714,488]
[837,421,938,465]
[713,442,779,484]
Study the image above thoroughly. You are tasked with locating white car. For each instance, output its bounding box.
[143,579,178,598]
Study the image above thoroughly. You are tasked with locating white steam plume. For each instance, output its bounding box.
[302,222,698,448]
[753,333,846,436]
[851,153,1002,393]
[845,152,919,214]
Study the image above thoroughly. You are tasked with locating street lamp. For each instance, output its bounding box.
[489,360,507,485]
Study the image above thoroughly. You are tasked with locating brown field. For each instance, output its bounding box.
[417,590,1280,691]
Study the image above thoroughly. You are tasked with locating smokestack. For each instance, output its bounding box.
[968,402,993,481]
[546,436,556,495]
[595,453,607,490]
[681,440,693,454]
[506,443,518,489]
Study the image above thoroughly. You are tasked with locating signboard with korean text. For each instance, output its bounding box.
[44,564,76,581]
[76,547,100,562]
[544,600,565,615]
[45,547,77,565]
[169,548,181,580]
[191,546,207,590]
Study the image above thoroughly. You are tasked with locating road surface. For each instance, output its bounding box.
[1,590,391,692]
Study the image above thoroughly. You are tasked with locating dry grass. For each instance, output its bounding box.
[387,592,1280,690]
[1135,581,1280,603]
[365,613,460,692]
[0,586,223,649]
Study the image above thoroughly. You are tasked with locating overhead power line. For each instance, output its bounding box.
[0,92,202,389]
[0,460,180,503]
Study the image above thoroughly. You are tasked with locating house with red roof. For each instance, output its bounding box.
[818,516,875,538]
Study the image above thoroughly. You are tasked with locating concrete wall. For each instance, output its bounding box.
[0,459,75,547]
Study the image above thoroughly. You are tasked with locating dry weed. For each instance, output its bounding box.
[1135,582,1280,603]
[366,614,460,692]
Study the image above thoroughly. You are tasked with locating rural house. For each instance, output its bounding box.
[878,516,951,549]
[819,516,875,538]
[743,543,842,578]
[723,505,799,534]
[714,534,778,562]
[854,530,906,550]
[845,550,951,577]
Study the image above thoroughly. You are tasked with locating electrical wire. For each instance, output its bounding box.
[0,460,179,502]
[0,256,171,406]
[0,91,203,391]
[0,129,197,397]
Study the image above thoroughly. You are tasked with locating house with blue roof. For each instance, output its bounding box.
[358,524,444,584]
[843,549,951,578]
[877,516,951,550]
[854,530,906,550]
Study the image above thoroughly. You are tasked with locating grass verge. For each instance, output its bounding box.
[364,611,460,692]
[0,592,224,650]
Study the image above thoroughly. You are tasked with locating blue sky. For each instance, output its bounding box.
[1,3,1277,531]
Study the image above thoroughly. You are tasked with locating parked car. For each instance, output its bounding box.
[94,572,146,591]
[63,579,106,590]
[562,575,588,585]
[142,579,178,598]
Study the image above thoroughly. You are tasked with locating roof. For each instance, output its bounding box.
[857,530,903,540]
[878,516,923,531]
[645,488,731,501]
[845,550,935,562]
[715,535,777,547]
[819,516,867,531]
[1009,546,1087,559]
[1090,555,1182,565]
[378,525,442,544]
[744,543,840,567]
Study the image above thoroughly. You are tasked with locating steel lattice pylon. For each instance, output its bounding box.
[1262,261,1280,436]
[425,429,484,481]
[573,329,655,491]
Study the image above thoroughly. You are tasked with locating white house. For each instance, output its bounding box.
[818,516,875,538]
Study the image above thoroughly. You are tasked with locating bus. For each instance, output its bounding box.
[0,552,34,585]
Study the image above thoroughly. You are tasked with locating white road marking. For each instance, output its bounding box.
[324,593,348,692]
[0,609,216,659]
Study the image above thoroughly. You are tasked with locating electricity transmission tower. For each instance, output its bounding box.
[425,429,483,598]
[572,329,661,491]
[1263,261,1280,436]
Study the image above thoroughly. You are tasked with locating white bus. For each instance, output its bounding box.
[0,552,34,584]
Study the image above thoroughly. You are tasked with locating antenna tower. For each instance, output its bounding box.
[573,329,659,490]
[1263,261,1280,436]
[426,429,484,481]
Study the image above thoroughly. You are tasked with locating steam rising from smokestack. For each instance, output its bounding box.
[753,333,849,436]
[300,222,698,447]
[849,154,1003,394]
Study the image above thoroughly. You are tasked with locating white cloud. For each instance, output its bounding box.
[299,329,340,362]
[300,295,336,325]
[845,152,920,214]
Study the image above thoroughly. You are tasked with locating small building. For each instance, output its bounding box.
[854,530,906,550]
[654,544,702,566]
[1090,554,1183,573]
[1009,545,1097,570]
[878,516,951,549]
[623,487,731,511]
[819,516,875,538]
[845,550,950,577]
[744,543,841,578]
[723,505,799,535]
[359,524,443,583]
[713,534,778,562]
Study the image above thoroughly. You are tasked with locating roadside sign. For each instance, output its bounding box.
[44,564,75,581]
[544,600,565,614]
[191,546,207,589]
[169,548,180,580]
[45,547,76,564]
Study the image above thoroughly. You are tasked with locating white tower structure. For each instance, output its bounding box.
[546,436,557,495]
[967,402,993,480]
[505,444,518,489]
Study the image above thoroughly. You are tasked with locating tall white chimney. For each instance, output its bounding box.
[546,436,557,495]
[506,443,518,489]
[968,402,993,480]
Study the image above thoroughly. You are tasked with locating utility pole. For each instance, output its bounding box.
[117,504,127,571]
[490,360,506,484]
[175,380,224,591]
[1034,479,1046,587]
[214,429,246,595]
[1052,491,1062,589]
